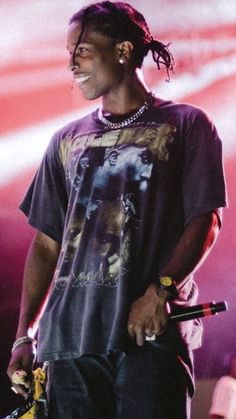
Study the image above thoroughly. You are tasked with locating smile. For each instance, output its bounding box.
[74,74,91,85]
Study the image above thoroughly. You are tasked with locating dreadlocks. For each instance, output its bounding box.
[69,1,174,80]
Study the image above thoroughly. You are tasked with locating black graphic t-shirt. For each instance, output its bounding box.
[20,98,226,361]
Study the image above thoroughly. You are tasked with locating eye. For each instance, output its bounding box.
[78,47,88,53]
[75,46,90,57]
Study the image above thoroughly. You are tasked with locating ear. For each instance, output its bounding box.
[116,41,134,64]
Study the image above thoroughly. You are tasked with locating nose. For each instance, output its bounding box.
[68,54,79,72]
[71,64,79,72]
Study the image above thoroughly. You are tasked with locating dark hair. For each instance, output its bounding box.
[70,1,174,79]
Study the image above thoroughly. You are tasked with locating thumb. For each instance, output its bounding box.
[23,368,34,389]
[12,368,33,389]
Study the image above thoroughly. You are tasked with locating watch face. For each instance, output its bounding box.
[160,276,173,287]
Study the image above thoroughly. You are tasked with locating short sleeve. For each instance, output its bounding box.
[182,108,227,226]
[19,131,68,243]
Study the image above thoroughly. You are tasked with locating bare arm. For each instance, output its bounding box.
[7,230,61,397]
[128,211,220,346]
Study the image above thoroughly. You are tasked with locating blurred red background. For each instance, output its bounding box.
[0,0,236,415]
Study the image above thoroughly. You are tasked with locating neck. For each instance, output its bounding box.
[101,70,150,116]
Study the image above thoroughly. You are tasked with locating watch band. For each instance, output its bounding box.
[154,275,178,299]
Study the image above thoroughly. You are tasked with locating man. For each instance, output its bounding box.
[7,2,226,418]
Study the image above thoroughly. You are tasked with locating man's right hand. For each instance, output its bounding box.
[7,344,35,398]
[6,231,60,398]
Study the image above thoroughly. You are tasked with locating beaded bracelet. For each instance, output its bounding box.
[11,336,37,354]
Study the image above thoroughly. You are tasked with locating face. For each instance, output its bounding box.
[67,22,124,100]
[101,146,153,185]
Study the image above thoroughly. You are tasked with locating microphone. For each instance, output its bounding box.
[169,301,228,322]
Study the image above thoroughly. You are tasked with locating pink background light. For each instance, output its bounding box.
[0,1,236,415]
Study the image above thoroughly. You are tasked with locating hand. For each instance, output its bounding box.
[127,284,170,346]
[7,344,35,398]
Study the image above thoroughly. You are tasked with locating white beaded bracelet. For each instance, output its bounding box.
[11,336,37,354]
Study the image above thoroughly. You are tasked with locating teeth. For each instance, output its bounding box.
[75,75,91,85]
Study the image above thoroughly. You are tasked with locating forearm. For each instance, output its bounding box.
[127,211,221,344]
[16,232,60,338]
[159,211,220,285]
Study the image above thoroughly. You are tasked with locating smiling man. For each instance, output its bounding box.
[7,2,226,418]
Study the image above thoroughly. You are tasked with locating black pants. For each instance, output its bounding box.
[47,342,194,419]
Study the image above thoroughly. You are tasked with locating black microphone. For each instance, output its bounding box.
[169,301,228,322]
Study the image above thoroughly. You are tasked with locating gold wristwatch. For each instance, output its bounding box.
[155,275,178,299]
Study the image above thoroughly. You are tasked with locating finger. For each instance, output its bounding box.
[145,318,154,337]
[11,369,32,390]
[127,323,136,338]
[11,383,29,399]
[23,377,32,389]
[145,329,153,337]
[153,317,162,335]
[153,316,167,335]
[135,327,145,346]
[11,369,27,385]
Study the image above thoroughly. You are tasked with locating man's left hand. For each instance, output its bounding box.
[127,284,170,346]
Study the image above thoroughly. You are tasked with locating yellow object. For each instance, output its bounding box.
[5,367,47,419]
[32,368,46,401]
[159,275,173,287]
[20,368,47,418]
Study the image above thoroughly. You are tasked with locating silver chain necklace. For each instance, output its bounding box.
[97,93,154,129]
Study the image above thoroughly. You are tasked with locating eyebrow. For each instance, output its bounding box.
[69,39,93,48]
[66,41,86,51]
